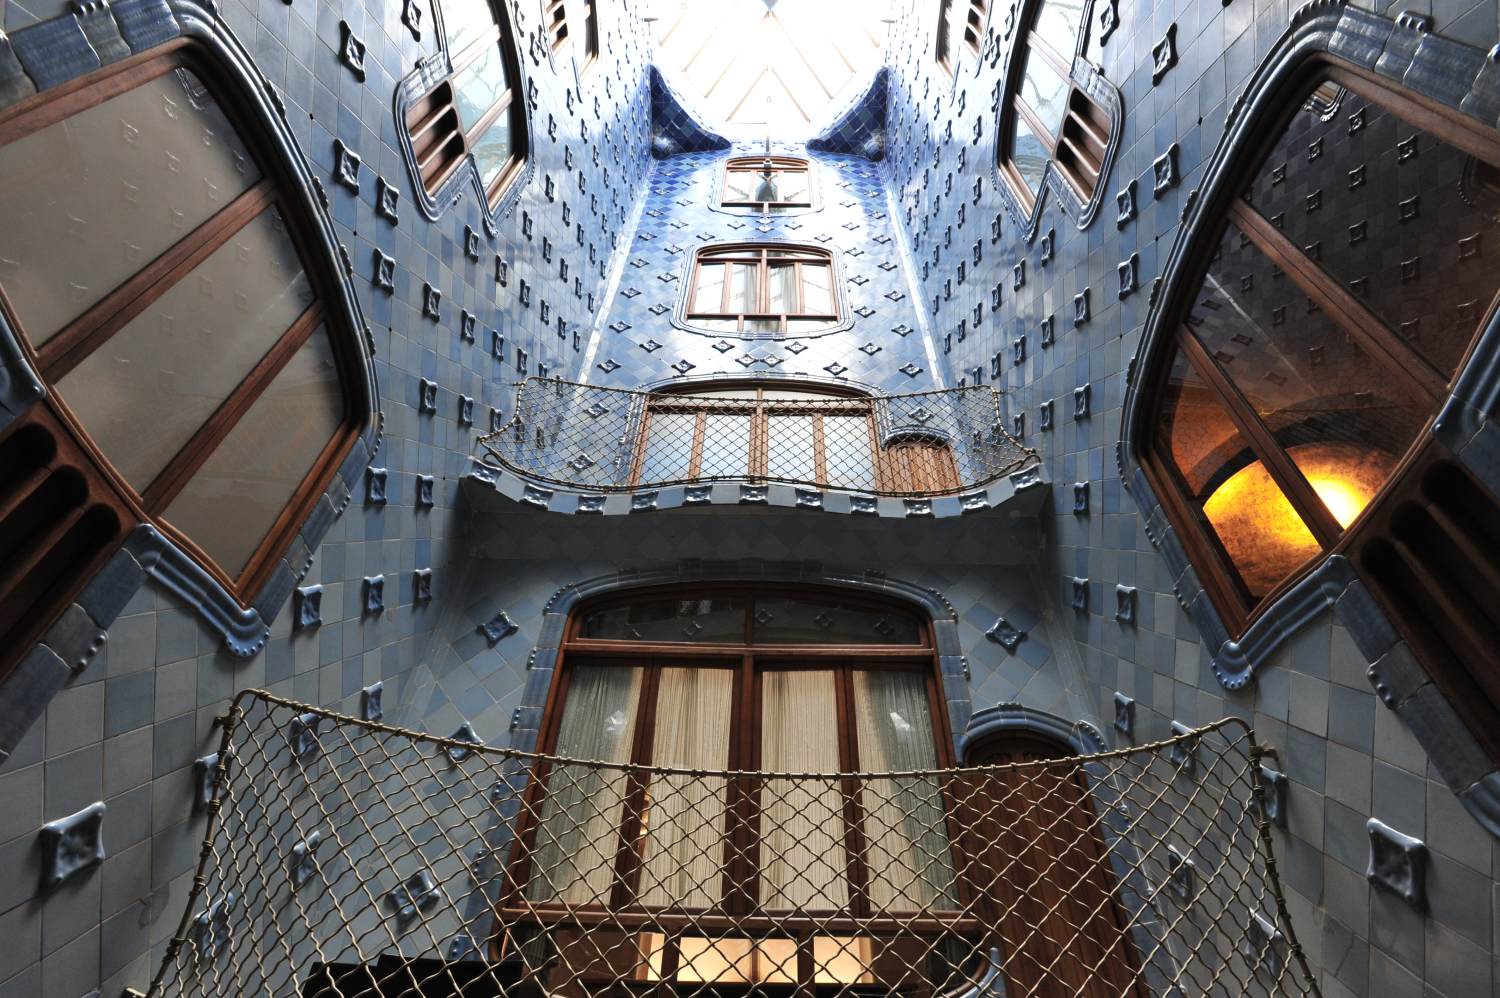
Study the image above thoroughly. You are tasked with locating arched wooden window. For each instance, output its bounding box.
[505,586,966,991]
[997,0,1110,209]
[681,244,842,335]
[406,0,528,209]
[720,155,813,212]
[1139,67,1500,722]
[0,46,365,670]
[937,0,991,74]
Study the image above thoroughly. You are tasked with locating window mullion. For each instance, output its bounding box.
[1177,326,1344,546]
[610,663,662,909]
[1027,35,1072,78]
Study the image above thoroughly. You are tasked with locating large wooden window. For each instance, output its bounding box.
[720,156,813,212]
[1141,68,1500,638]
[682,245,841,335]
[0,47,362,624]
[407,0,527,208]
[509,587,963,989]
[937,0,990,73]
[998,0,1109,208]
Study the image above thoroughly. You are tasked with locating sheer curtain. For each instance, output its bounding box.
[852,670,958,909]
[759,670,849,909]
[638,667,733,907]
[526,666,641,905]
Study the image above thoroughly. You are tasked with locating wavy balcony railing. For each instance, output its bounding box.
[140,691,1319,997]
[475,378,1039,498]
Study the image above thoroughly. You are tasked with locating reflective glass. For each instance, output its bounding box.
[701,414,751,476]
[823,415,875,490]
[691,263,726,312]
[443,0,498,54]
[452,45,510,126]
[800,264,833,313]
[1031,0,1086,57]
[1008,116,1050,195]
[578,597,747,642]
[0,68,260,346]
[766,265,797,313]
[727,263,758,313]
[639,412,695,483]
[766,415,815,480]
[752,595,923,645]
[1017,48,1070,137]
[470,110,515,189]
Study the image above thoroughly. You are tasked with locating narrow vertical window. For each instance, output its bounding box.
[937,0,990,73]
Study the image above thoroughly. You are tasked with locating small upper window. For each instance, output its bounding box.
[998,0,1109,209]
[1141,69,1500,632]
[544,0,599,70]
[681,244,841,336]
[937,0,990,73]
[405,0,528,209]
[721,156,813,212]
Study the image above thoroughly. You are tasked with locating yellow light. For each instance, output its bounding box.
[1308,474,1367,529]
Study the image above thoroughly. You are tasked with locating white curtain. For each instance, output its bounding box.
[526,666,642,905]
[759,670,849,909]
[852,670,958,910]
[638,668,733,908]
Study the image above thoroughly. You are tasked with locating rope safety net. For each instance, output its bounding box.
[145,690,1320,997]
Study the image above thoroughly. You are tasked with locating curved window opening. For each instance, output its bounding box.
[997,0,1110,210]
[1140,67,1500,640]
[720,155,813,212]
[407,0,528,210]
[937,0,991,74]
[681,244,843,336]
[544,0,600,72]
[0,48,363,640]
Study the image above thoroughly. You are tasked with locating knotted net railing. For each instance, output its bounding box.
[144,690,1320,997]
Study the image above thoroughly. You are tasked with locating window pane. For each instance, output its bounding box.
[1018,48,1070,137]
[639,412,695,483]
[1244,87,1500,381]
[760,670,848,909]
[774,171,810,204]
[1008,116,1050,195]
[853,671,957,909]
[577,596,747,642]
[452,44,510,126]
[443,0,498,54]
[1155,348,1318,600]
[800,264,833,314]
[766,414,815,480]
[724,171,757,202]
[766,264,798,313]
[785,318,838,333]
[701,414,751,476]
[823,415,875,489]
[526,666,642,904]
[1031,0,1086,56]
[638,668,733,908]
[0,68,260,346]
[1193,222,1430,520]
[726,262,758,313]
[743,317,782,334]
[691,263,725,312]
[161,325,344,577]
[752,595,923,645]
[471,110,515,188]
[57,206,313,491]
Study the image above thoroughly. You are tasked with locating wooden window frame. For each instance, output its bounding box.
[937,0,990,75]
[997,3,1108,209]
[719,155,814,212]
[501,586,974,954]
[407,0,528,209]
[1138,61,1500,637]
[683,245,842,334]
[544,0,598,70]
[0,42,365,604]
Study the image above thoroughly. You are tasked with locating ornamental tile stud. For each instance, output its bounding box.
[364,575,385,614]
[373,250,395,292]
[422,283,442,320]
[1073,384,1091,420]
[458,395,474,426]
[445,723,481,764]
[1073,288,1090,326]
[1166,845,1195,901]
[1040,398,1054,431]
[401,0,422,39]
[1119,253,1139,299]
[1117,180,1136,228]
[684,485,712,504]
[418,379,438,414]
[386,871,439,929]
[1115,585,1137,626]
[1258,763,1287,828]
[362,682,384,722]
[1151,23,1177,84]
[1073,481,1089,514]
[1071,577,1088,611]
[416,475,435,509]
[460,310,476,343]
[192,893,237,960]
[1113,693,1134,736]
[1367,818,1427,910]
[288,830,322,889]
[1153,144,1180,198]
[366,467,387,506]
[339,21,366,81]
[1243,912,1286,978]
[39,801,106,888]
[480,610,519,645]
[288,713,321,761]
[1168,720,1197,776]
[294,586,322,630]
[632,491,659,511]
[333,140,361,193]
[413,568,433,603]
[376,176,399,223]
[986,617,1026,652]
[194,753,220,811]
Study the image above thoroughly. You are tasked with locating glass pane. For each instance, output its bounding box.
[1155,348,1318,601]
[724,171,757,202]
[760,670,848,909]
[785,318,838,333]
[824,415,876,490]
[638,668,733,908]
[691,263,725,312]
[774,171,810,204]
[471,110,515,189]
[525,666,642,904]
[1244,85,1500,381]
[727,263,758,313]
[452,44,510,126]
[577,596,747,642]
[743,317,782,334]
[1031,0,1086,56]
[1008,115,1050,196]
[57,206,312,491]
[752,594,923,645]
[701,414,751,476]
[161,325,344,578]
[853,671,957,909]
[800,264,833,314]
[1194,221,1430,516]
[766,414,815,481]
[0,68,261,346]
[766,265,798,313]
[442,0,497,53]
[691,317,739,331]
[1017,48,1070,137]
[638,412,695,483]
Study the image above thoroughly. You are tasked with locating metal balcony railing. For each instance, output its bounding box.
[475,379,1039,497]
[142,691,1320,997]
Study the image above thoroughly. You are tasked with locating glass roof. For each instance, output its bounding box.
[648,0,891,141]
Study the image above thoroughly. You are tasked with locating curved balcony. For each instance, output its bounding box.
[472,379,1041,516]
